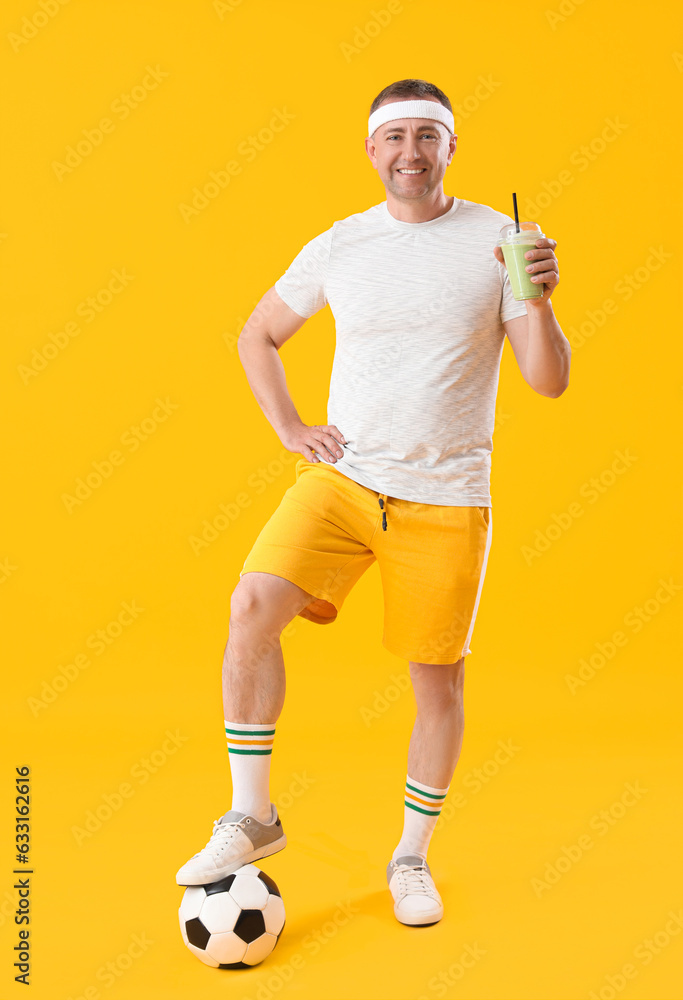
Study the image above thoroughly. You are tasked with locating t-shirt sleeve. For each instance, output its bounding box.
[274,226,333,319]
[498,259,529,323]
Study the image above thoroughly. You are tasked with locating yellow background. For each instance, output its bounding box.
[2,1,682,997]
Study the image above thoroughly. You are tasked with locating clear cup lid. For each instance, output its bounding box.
[498,221,544,244]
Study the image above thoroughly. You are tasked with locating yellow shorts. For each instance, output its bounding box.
[239,458,493,664]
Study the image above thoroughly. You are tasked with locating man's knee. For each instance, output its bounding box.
[229,572,311,633]
[409,658,465,702]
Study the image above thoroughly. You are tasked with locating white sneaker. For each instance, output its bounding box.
[176,804,287,886]
[387,854,444,925]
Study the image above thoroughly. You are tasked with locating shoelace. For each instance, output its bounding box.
[393,864,438,898]
[195,819,246,859]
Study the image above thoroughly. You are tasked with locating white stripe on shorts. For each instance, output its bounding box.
[461,509,493,657]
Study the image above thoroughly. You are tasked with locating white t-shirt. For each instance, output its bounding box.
[274,196,528,506]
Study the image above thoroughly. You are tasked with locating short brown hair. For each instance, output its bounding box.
[369,78,452,118]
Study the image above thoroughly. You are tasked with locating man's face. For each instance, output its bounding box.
[365,98,457,200]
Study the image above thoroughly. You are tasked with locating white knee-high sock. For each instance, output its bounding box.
[392,775,449,861]
[225,720,276,824]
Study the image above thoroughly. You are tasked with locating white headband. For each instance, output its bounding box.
[368,99,455,138]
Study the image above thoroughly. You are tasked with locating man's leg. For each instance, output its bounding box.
[386,657,465,923]
[222,571,316,819]
[391,657,464,860]
[223,571,314,722]
[175,571,315,885]
[406,657,465,787]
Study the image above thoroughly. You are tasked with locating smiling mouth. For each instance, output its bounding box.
[397,168,427,174]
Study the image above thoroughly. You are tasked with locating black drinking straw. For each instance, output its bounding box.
[512,192,520,232]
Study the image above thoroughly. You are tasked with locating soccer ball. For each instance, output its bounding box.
[179,864,285,968]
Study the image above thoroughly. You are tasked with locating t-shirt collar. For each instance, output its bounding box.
[381,196,461,230]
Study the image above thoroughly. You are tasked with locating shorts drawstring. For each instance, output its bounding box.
[378,493,388,531]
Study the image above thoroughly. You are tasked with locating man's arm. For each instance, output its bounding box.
[237,286,308,435]
[237,286,347,463]
[503,302,571,398]
[496,235,571,398]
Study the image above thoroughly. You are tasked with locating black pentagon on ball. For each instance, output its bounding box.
[276,918,286,944]
[204,873,236,895]
[257,871,282,897]
[185,917,211,950]
[219,961,250,969]
[234,909,266,943]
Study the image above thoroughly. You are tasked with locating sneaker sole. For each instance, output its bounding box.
[176,832,287,886]
[394,904,444,926]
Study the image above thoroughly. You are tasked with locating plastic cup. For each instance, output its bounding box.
[497,221,545,301]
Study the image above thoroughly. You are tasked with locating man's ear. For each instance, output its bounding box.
[365,137,378,169]
[447,133,458,165]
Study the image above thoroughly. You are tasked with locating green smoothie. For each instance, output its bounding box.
[497,222,545,301]
[501,242,543,300]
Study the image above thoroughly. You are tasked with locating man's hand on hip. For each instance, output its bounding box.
[280,421,347,464]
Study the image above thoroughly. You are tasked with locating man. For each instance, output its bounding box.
[176,78,569,927]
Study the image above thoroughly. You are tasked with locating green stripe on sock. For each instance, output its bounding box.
[405,799,442,816]
[225,727,276,736]
[405,781,447,800]
[227,747,273,755]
